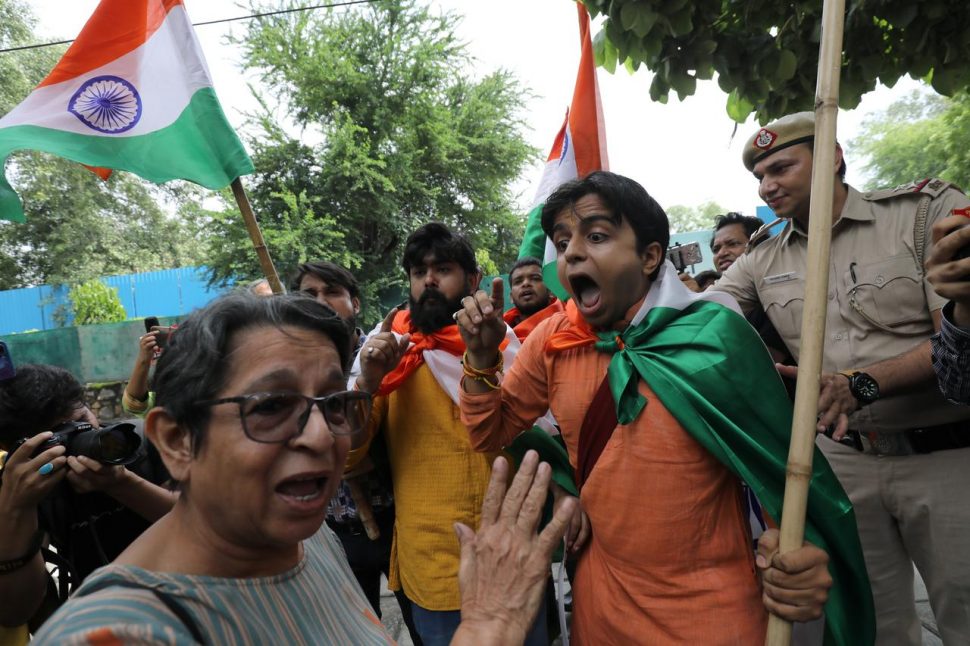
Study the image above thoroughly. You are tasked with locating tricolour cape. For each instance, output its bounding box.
[0,0,253,222]
[545,263,875,646]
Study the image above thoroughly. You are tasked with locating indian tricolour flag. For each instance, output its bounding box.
[0,0,254,223]
[517,3,608,298]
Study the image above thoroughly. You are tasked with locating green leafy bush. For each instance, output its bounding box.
[68,280,127,325]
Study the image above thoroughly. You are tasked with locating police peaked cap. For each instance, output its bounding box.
[742,111,817,172]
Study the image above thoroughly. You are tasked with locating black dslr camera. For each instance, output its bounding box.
[17,421,142,466]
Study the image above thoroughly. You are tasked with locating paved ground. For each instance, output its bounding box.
[379,566,942,645]
[378,579,414,646]
[915,567,942,645]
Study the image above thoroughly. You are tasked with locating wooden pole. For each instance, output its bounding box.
[345,457,381,540]
[765,0,846,644]
[230,177,285,295]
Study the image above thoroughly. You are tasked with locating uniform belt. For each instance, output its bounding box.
[845,421,970,456]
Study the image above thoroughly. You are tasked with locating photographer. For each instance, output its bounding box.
[0,364,175,630]
[926,213,970,404]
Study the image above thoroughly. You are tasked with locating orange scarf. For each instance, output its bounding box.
[376,310,466,396]
[503,296,564,341]
[543,300,604,354]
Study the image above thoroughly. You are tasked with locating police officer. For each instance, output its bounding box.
[713,111,970,646]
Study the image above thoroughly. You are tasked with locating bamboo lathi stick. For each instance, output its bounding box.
[764,0,847,644]
[230,177,286,295]
[345,458,381,540]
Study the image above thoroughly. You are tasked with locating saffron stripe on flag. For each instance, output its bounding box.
[39,0,184,88]
[517,4,607,299]
[4,5,210,136]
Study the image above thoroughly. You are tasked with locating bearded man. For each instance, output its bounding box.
[349,223,545,646]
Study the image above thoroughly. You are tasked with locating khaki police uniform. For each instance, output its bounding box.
[715,179,970,646]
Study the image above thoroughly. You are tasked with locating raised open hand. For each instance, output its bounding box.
[453,452,575,644]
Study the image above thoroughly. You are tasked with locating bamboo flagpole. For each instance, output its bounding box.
[230,177,286,295]
[765,0,847,643]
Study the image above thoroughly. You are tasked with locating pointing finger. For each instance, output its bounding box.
[491,276,505,313]
[380,307,399,334]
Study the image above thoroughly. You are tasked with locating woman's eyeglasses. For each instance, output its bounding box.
[197,391,372,443]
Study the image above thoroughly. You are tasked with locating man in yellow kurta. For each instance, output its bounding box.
[348,223,540,646]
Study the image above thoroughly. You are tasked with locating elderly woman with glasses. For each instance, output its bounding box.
[33,293,573,645]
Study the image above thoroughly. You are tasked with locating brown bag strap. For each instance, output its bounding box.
[576,375,619,491]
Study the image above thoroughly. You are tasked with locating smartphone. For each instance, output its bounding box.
[667,242,703,272]
[0,341,15,382]
[153,326,174,349]
[143,317,171,349]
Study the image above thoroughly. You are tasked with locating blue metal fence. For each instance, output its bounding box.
[0,266,230,335]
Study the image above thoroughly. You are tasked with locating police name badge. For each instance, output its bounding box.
[764,271,798,286]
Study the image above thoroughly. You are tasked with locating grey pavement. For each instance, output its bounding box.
[915,566,942,645]
[379,576,414,646]
[379,567,942,645]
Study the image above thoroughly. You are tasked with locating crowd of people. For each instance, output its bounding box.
[1,110,969,645]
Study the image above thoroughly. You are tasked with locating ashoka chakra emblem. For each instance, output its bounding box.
[68,75,143,133]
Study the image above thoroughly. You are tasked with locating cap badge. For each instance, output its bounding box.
[754,128,777,150]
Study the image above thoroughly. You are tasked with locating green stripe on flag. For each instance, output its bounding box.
[518,201,571,300]
[0,87,253,222]
[517,202,546,260]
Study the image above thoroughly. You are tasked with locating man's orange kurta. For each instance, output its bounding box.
[460,312,767,644]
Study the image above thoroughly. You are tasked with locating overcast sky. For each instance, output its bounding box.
[28,0,922,216]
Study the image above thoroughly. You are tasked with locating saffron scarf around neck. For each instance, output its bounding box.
[376,310,465,396]
[358,309,519,404]
[543,262,874,646]
[504,295,564,341]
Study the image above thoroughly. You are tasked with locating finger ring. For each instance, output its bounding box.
[452,311,461,321]
[38,462,54,476]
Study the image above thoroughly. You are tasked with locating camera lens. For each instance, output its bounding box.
[67,423,142,465]
[99,427,141,463]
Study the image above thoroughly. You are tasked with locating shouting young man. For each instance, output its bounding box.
[503,257,564,341]
[455,171,873,645]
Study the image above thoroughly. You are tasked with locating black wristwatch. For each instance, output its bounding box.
[840,370,880,406]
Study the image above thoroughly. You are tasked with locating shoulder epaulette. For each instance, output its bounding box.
[863,178,963,202]
[746,217,785,252]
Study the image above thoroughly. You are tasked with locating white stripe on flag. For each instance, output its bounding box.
[0,5,211,137]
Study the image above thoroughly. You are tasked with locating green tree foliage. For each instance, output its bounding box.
[211,0,538,321]
[583,0,970,124]
[0,0,207,291]
[666,200,727,234]
[68,279,127,325]
[851,90,970,190]
[0,0,59,115]
[0,155,209,289]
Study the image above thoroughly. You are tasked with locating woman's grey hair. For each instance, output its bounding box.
[151,292,350,453]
